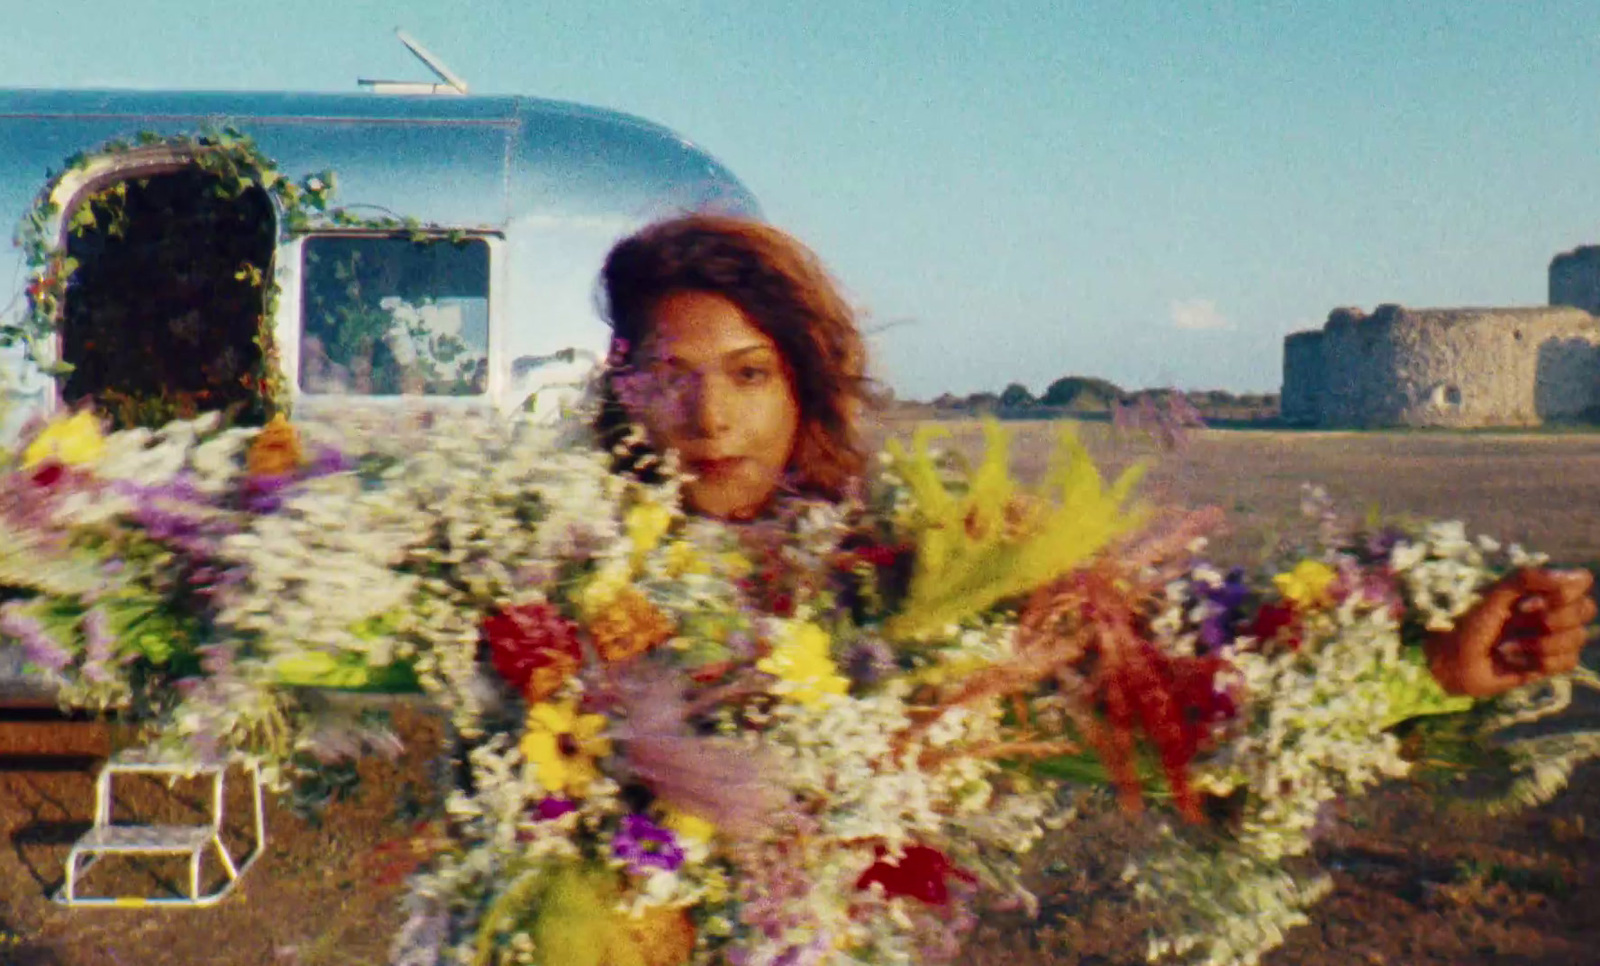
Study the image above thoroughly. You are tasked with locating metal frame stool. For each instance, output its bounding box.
[54,749,266,907]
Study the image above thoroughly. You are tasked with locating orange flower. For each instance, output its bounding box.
[628,905,696,966]
[587,589,675,663]
[247,414,304,476]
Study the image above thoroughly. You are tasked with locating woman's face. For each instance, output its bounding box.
[636,290,800,520]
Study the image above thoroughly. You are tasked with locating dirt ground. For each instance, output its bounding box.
[3,425,1599,966]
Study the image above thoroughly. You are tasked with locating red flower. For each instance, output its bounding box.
[855,844,975,905]
[835,543,909,571]
[1246,601,1300,649]
[28,462,66,489]
[482,603,584,701]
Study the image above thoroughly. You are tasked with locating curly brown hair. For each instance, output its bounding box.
[596,214,874,502]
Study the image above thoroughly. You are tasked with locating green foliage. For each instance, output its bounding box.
[1040,374,1125,410]
[998,382,1035,408]
[2,125,477,428]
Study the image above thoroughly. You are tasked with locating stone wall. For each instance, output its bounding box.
[1282,305,1600,428]
[1280,329,1324,425]
[1550,246,1600,315]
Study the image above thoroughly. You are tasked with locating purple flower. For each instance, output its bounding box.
[81,608,115,683]
[845,638,895,687]
[0,603,71,671]
[307,444,354,477]
[1195,567,1250,653]
[241,473,296,514]
[611,814,685,874]
[1365,526,1407,562]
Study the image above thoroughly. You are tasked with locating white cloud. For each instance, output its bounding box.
[1169,298,1233,331]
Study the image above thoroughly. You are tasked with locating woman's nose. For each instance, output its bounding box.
[689,375,734,438]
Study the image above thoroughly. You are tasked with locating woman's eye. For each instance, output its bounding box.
[735,366,770,385]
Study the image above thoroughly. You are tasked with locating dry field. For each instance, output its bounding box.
[2,422,1599,966]
[881,419,1600,569]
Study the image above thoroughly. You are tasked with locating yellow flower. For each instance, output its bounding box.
[1273,559,1338,610]
[718,551,754,580]
[520,700,612,797]
[659,806,716,845]
[21,410,104,469]
[756,621,849,709]
[246,413,304,476]
[578,558,633,619]
[627,499,675,565]
[664,540,710,577]
[478,863,694,966]
[907,650,994,689]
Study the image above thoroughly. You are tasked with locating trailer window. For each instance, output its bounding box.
[299,236,489,396]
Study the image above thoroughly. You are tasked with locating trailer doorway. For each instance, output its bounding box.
[57,166,276,428]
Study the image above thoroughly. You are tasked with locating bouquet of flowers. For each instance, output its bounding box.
[4,374,1598,966]
[0,407,420,790]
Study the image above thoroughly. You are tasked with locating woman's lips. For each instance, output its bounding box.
[688,457,745,480]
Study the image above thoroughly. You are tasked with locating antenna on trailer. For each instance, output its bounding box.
[358,28,471,95]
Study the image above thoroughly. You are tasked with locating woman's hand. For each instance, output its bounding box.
[1424,568,1597,697]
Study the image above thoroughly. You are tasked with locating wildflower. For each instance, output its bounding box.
[1197,567,1250,652]
[578,558,633,618]
[1247,601,1300,649]
[611,661,786,837]
[626,499,675,564]
[239,473,296,514]
[0,603,70,672]
[483,603,583,701]
[659,806,716,845]
[520,700,612,797]
[663,539,709,577]
[535,797,578,821]
[21,410,104,469]
[246,414,304,477]
[611,814,686,874]
[1273,559,1337,610]
[856,844,976,906]
[588,589,675,663]
[756,621,849,709]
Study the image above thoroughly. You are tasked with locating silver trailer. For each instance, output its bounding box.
[0,86,761,442]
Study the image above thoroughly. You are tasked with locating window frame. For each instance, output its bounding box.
[277,229,506,406]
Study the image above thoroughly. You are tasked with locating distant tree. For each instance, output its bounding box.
[932,392,961,409]
[999,382,1035,408]
[1041,375,1124,410]
[964,391,999,414]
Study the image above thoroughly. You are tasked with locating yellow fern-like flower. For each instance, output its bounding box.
[884,418,1147,640]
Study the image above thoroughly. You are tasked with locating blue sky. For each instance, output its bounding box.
[5,1,1600,399]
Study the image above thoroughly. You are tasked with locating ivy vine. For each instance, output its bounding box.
[1,125,470,427]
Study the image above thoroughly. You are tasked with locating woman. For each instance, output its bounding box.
[595,213,1595,699]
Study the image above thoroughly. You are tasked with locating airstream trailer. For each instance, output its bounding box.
[0,86,762,444]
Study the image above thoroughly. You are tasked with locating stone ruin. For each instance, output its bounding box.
[1281,248,1600,428]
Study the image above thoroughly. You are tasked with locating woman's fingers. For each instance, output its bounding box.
[1507,567,1595,605]
[1535,629,1589,674]
[1540,595,1600,632]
